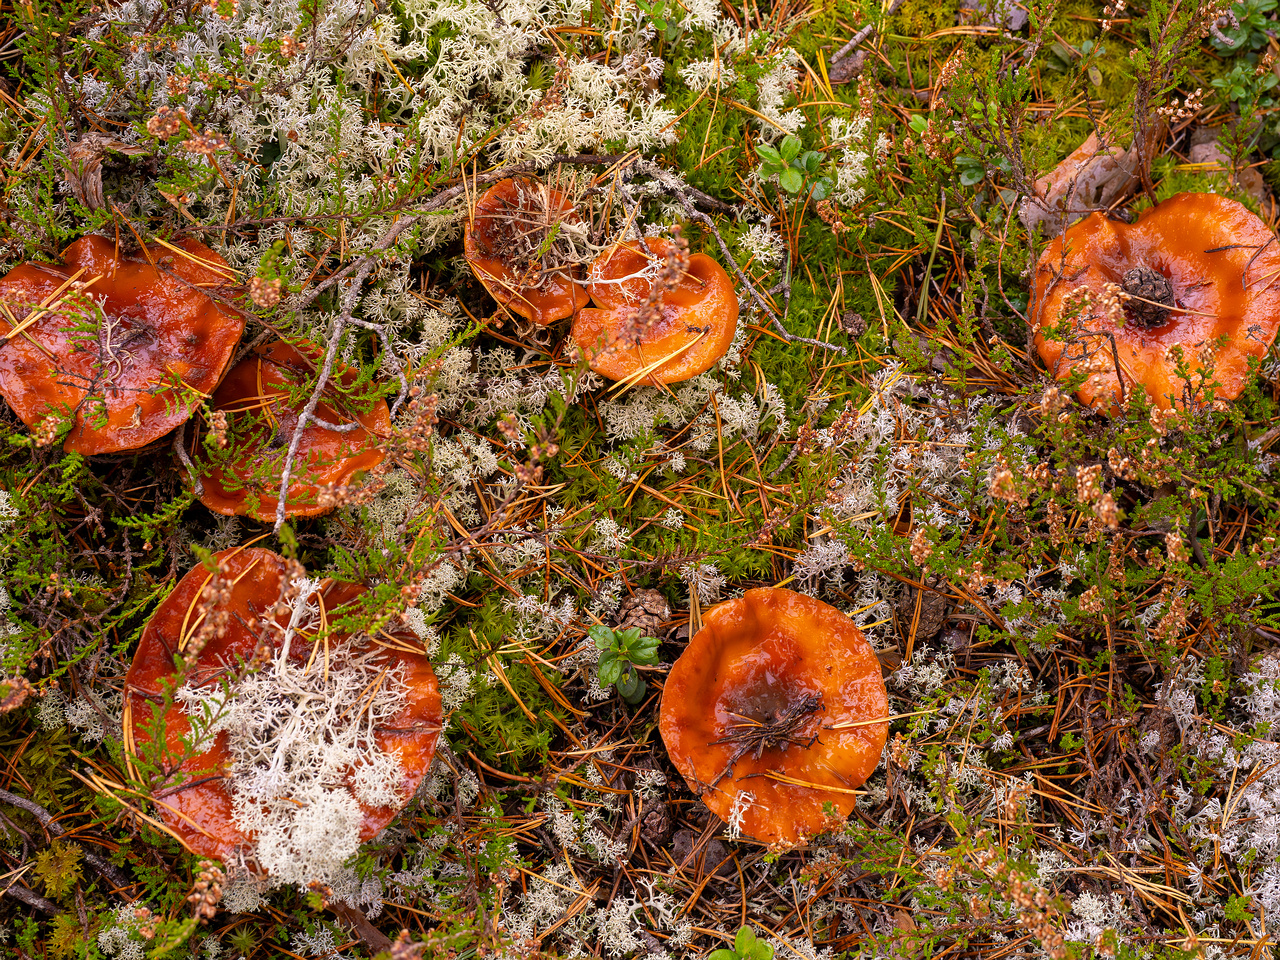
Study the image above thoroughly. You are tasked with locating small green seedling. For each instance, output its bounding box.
[756,136,832,199]
[636,0,682,42]
[590,625,660,704]
[708,926,774,960]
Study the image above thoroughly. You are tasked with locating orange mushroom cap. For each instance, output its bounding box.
[0,235,245,454]
[659,587,888,845]
[193,340,389,521]
[464,178,590,325]
[571,238,739,386]
[123,547,442,865]
[1033,192,1280,410]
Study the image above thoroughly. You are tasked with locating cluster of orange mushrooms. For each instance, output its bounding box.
[18,187,1280,875]
[0,236,387,520]
[124,555,887,866]
[465,177,740,386]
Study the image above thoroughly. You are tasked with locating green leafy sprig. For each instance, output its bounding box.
[590,625,660,704]
[708,926,775,960]
[756,136,832,198]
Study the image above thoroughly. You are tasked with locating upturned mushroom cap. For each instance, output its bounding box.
[571,239,739,385]
[194,340,390,520]
[464,178,590,325]
[1033,192,1280,410]
[659,587,888,845]
[123,547,442,864]
[0,235,245,453]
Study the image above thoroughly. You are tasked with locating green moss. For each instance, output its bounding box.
[663,83,755,197]
[1148,153,1232,203]
[889,0,963,38]
[33,842,83,901]
[443,595,563,770]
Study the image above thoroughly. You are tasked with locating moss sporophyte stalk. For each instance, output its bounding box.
[7,0,1280,956]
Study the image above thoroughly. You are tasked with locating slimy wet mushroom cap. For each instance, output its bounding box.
[464,177,591,325]
[123,547,442,868]
[193,340,390,521]
[0,235,245,453]
[659,587,888,845]
[571,238,739,386]
[1032,192,1280,410]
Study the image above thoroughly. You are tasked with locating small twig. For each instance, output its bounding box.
[328,901,392,953]
[0,787,133,891]
[348,316,409,416]
[172,421,203,497]
[273,215,419,531]
[830,21,878,62]
[0,878,59,915]
[308,417,363,433]
[708,694,823,787]
[1249,423,1280,452]
[1243,236,1277,291]
[1050,325,1128,406]
[829,0,905,65]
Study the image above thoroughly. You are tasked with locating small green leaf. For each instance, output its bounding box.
[756,144,782,164]
[707,952,739,960]
[801,151,822,174]
[617,627,643,646]
[599,658,622,686]
[779,136,801,162]
[617,668,645,702]
[779,168,804,193]
[735,927,757,955]
[810,178,832,201]
[909,114,928,134]
[633,639,661,664]
[590,625,614,649]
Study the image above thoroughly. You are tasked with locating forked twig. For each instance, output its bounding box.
[708,693,823,788]
[272,216,418,531]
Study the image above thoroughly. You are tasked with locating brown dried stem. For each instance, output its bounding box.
[708,692,823,787]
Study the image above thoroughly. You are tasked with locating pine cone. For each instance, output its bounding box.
[1121,265,1174,327]
[615,589,671,638]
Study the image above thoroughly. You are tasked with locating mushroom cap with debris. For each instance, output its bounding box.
[659,587,888,845]
[124,547,442,876]
[1032,192,1280,411]
[192,340,390,521]
[464,177,591,325]
[0,235,245,453]
[571,238,739,386]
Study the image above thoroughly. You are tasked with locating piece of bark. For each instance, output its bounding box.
[63,134,148,211]
[1019,132,1142,238]
[829,49,867,84]
[1188,140,1268,204]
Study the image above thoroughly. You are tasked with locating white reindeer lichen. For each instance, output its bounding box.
[177,577,411,888]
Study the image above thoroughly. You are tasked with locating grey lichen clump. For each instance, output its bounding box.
[178,579,411,887]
